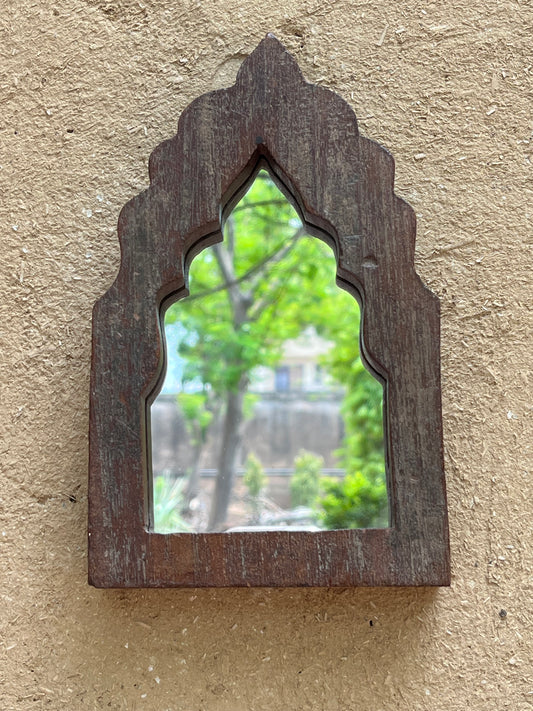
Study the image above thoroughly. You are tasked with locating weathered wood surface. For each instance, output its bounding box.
[89,35,450,587]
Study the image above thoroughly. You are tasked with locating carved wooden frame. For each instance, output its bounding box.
[89,35,450,587]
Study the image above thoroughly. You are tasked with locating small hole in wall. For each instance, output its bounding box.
[150,169,388,533]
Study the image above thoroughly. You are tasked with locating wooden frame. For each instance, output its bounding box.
[89,35,450,587]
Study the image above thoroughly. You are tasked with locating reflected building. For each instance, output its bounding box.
[151,326,345,480]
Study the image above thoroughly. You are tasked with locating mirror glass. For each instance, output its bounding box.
[151,171,388,532]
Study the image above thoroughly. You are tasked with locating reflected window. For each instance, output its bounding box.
[151,171,387,532]
[275,366,290,393]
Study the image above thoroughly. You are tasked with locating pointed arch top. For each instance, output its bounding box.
[89,35,449,588]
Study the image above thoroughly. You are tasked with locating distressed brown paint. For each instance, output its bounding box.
[89,35,449,587]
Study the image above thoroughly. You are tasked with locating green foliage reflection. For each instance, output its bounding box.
[153,171,388,531]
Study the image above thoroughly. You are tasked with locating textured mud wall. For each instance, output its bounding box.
[1,1,531,709]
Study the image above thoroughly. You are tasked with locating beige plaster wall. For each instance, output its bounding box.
[1,1,531,708]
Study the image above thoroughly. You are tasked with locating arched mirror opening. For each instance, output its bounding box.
[150,170,388,533]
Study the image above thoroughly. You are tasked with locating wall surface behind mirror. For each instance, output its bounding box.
[1,1,531,709]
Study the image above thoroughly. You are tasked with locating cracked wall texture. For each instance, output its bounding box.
[1,1,531,709]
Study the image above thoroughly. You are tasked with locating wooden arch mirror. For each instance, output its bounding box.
[89,35,450,587]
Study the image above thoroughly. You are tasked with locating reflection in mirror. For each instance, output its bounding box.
[151,171,388,533]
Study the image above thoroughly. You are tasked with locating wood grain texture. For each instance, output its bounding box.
[89,35,450,587]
